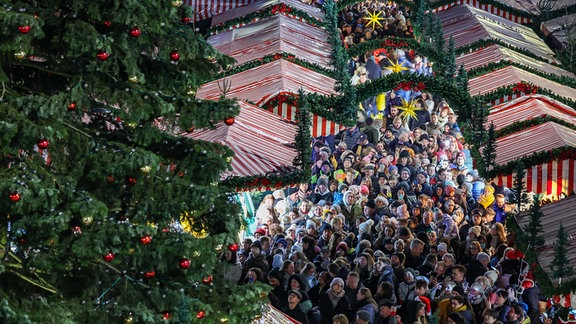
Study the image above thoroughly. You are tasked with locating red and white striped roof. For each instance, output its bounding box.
[516,196,576,286]
[189,0,255,22]
[487,95,576,131]
[208,15,333,69]
[182,101,298,178]
[197,59,337,104]
[210,0,324,28]
[494,122,576,165]
[492,0,574,16]
[436,5,556,62]
[456,44,575,78]
[468,65,576,100]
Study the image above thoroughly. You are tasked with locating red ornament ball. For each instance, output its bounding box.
[97,51,109,61]
[9,192,21,202]
[103,21,112,28]
[169,50,180,62]
[140,235,152,245]
[67,102,77,111]
[103,252,115,262]
[223,117,235,126]
[18,25,31,34]
[144,271,156,279]
[202,275,213,284]
[126,177,137,185]
[129,26,141,37]
[37,139,49,149]
[178,258,191,269]
[182,17,191,24]
[228,243,239,252]
[161,311,171,320]
[196,310,206,319]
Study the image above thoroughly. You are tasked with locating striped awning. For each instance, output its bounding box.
[208,15,333,69]
[515,196,576,286]
[494,122,576,166]
[210,0,324,27]
[188,0,254,22]
[468,65,576,100]
[456,44,575,78]
[487,95,576,131]
[436,5,556,62]
[197,59,336,103]
[182,101,298,178]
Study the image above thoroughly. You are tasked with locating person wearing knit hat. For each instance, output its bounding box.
[330,277,345,288]
[358,219,375,236]
[319,276,350,324]
[306,219,317,230]
[356,309,371,323]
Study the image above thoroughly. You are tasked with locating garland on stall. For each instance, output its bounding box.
[475,83,576,108]
[467,60,576,89]
[265,92,299,112]
[454,39,555,64]
[496,116,576,139]
[347,37,442,64]
[336,0,415,11]
[488,146,576,179]
[214,52,336,81]
[209,3,324,36]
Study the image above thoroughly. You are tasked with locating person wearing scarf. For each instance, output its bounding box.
[319,277,352,324]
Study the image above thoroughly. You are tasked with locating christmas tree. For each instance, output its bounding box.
[0,1,269,322]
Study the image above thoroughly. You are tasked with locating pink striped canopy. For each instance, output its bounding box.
[494,122,576,166]
[456,44,574,78]
[208,15,333,69]
[210,0,324,27]
[468,66,576,100]
[182,101,298,178]
[188,0,254,22]
[487,95,576,131]
[436,5,556,62]
[197,59,336,103]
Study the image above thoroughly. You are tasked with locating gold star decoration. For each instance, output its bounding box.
[385,59,411,73]
[363,10,385,29]
[397,98,423,124]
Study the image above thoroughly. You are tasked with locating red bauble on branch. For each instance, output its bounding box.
[223,117,235,126]
[144,271,156,279]
[103,21,112,28]
[67,102,77,111]
[228,243,239,252]
[37,139,49,149]
[103,252,115,262]
[202,275,213,284]
[18,25,31,34]
[129,26,141,37]
[126,177,137,186]
[97,51,110,61]
[196,310,206,319]
[9,192,21,202]
[140,235,152,245]
[178,258,191,269]
[170,50,180,62]
[161,311,171,320]
[182,17,191,24]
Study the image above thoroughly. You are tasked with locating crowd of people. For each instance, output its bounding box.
[214,2,561,324]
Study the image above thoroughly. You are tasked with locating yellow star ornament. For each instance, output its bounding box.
[385,59,411,73]
[363,10,385,29]
[397,99,423,124]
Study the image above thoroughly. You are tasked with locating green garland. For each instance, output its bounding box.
[208,3,324,36]
[428,0,535,20]
[488,146,576,178]
[467,60,576,88]
[347,37,442,64]
[454,39,555,64]
[496,116,576,139]
[213,52,336,81]
[475,83,576,108]
[336,0,415,11]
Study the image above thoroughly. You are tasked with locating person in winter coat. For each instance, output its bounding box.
[219,249,243,283]
[241,241,269,281]
[352,287,379,324]
[319,277,352,324]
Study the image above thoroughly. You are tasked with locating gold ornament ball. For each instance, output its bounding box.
[128,76,138,83]
[220,318,229,323]
[82,216,94,226]
[215,244,223,252]
[140,165,152,174]
[226,156,233,163]
[192,250,201,258]
[128,248,135,255]
[124,315,134,324]
[186,88,196,96]
[171,0,183,7]
[14,51,27,59]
